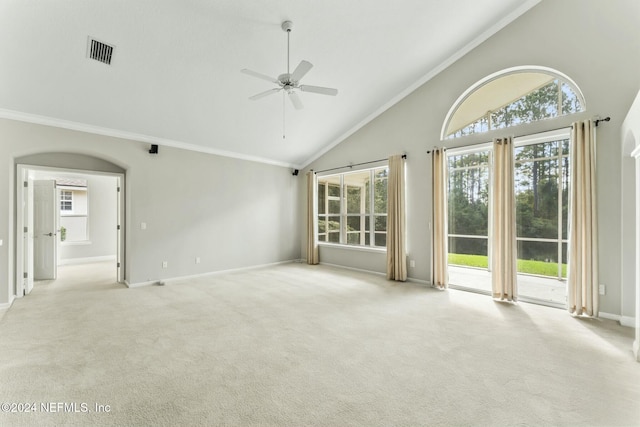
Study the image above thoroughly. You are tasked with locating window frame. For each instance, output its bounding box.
[446,128,570,280]
[316,164,388,251]
[60,190,73,212]
[441,66,586,140]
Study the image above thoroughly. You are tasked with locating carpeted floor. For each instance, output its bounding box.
[0,261,639,426]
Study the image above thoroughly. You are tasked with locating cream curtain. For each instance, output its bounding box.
[431,148,448,289]
[568,120,598,316]
[387,155,407,281]
[491,137,517,301]
[306,171,319,265]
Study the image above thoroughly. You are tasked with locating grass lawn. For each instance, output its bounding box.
[448,253,567,278]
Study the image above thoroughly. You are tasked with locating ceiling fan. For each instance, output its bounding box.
[241,21,338,110]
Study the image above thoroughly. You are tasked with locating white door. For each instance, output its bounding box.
[34,180,57,280]
[23,177,35,294]
[116,177,123,282]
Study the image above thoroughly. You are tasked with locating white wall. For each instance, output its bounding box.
[300,0,640,316]
[0,119,301,303]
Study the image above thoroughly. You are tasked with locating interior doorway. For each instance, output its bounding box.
[16,165,125,297]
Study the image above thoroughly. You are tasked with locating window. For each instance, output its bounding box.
[515,136,569,279]
[60,190,73,212]
[446,130,570,304]
[442,67,585,139]
[317,166,388,248]
[447,149,491,268]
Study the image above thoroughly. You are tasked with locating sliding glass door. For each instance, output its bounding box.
[446,130,570,306]
[447,148,492,294]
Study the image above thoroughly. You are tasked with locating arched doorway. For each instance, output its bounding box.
[14,153,126,297]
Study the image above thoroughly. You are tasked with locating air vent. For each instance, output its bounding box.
[87,37,114,65]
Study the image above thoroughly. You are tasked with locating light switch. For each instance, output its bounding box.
[0,239,3,246]
[141,222,147,230]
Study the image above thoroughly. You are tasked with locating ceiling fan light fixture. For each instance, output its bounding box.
[240,20,338,111]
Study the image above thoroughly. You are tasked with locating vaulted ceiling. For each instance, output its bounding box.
[0,0,538,167]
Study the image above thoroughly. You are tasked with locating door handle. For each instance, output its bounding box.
[43,232,56,237]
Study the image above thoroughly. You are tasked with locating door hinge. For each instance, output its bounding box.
[24,181,28,188]
[24,226,28,233]
[23,272,28,279]
[117,262,121,268]
[117,187,121,192]
[117,225,121,230]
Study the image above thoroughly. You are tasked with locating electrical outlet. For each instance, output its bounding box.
[195,257,201,264]
[162,261,168,268]
[410,259,415,268]
[599,284,605,295]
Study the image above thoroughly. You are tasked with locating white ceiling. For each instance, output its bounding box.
[0,0,538,168]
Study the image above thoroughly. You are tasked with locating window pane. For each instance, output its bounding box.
[344,171,369,215]
[374,233,386,247]
[345,186,362,214]
[561,82,581,114]
[347,232,362,245]
[515,158,558,239]
[318,216,340,242]
[374,178,387,214]
[375,215,386,232]
[448,236,488,267]
[517,240,563,278]
[346,215,361,232]
[328,183,340,197]
[449,236,488,257]
[328,199,340,214]
[317,183,326,214]
[447,162,489,236]
[515,140,558,160]
[491,80,559,130]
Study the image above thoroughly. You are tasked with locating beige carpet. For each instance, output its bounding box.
[0,261,638,427]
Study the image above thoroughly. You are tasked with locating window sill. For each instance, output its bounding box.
[318,242,386,254]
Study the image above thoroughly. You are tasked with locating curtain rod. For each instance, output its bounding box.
[314,154,406,174]
[427,116,611,153]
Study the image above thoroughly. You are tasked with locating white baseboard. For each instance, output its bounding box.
[59,255,116,266]
[0,295,16,310]
[407,277,431,286]
[634,340,640,362]
[319,262,386,277]
[620,315,636,328]
[125,259,299,288]
[599,311,635,328]
[318,261,431,286]
[599,312,620,322]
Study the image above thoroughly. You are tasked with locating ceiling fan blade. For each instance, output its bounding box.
[249,88,281,100]
[290,60,313,82]
[299,85,338,96]
[241,69,280,84]
[289,91,304,110]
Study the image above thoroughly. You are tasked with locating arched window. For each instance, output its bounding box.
[441,66,585,139]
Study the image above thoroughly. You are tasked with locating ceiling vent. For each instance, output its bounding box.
[87,37,114,65]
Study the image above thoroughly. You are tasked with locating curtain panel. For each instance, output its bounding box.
[431,148,448,289]
[491,137,517,301]
[387,155,407,281]
[306,171,319,265]
[568,120,598,316]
